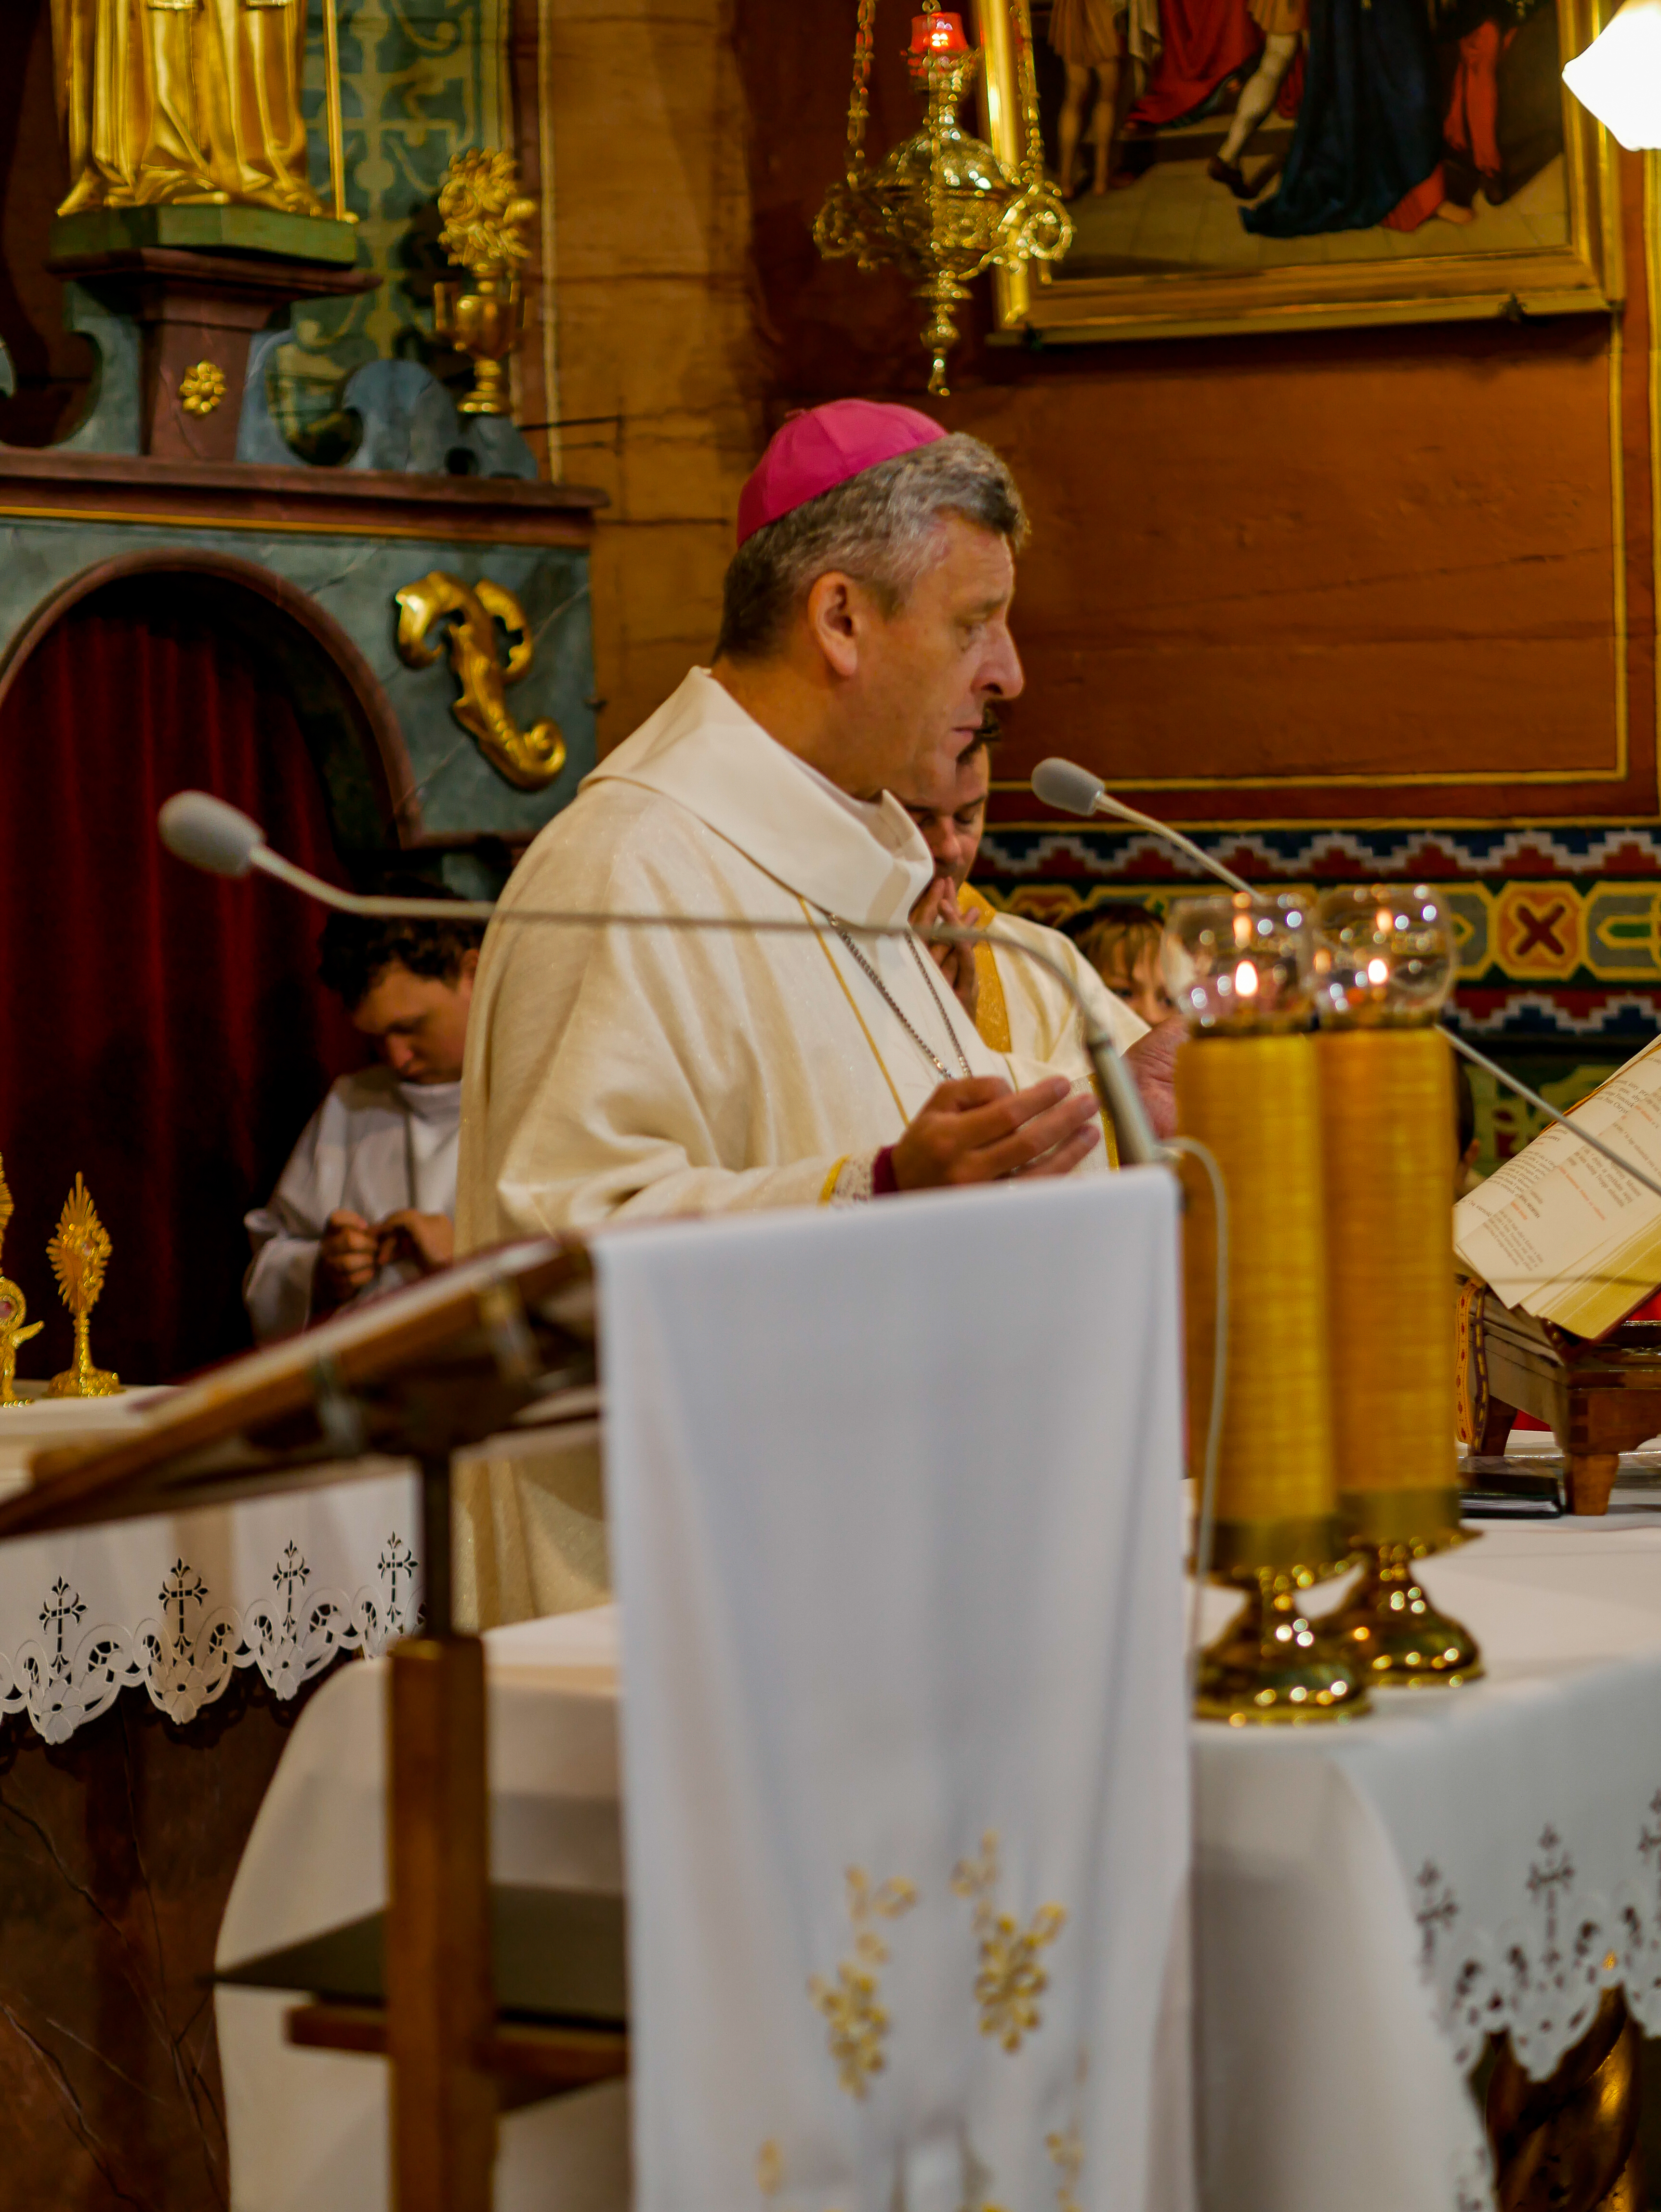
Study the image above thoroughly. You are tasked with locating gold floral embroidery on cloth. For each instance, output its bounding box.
[808,1866,919,2098]
[1047,2124,1084,2212]
[758,2138,848,2212]
[951,1831,1067,2052]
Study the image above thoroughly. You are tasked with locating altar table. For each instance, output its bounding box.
[0,1396,422,1738]
[0,1395,609,2208]
[215,1509,1661,2212]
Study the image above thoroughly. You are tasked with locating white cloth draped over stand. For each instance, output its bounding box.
[596,1173,1192,2212]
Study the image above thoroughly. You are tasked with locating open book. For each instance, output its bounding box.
[1453,1034,1661,1338]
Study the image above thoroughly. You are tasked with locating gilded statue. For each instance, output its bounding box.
[51,0,321,216]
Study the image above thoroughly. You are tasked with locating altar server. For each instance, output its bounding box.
[460,400,1172,1243]
[245,906,482,1342]
[901,717,1179,1139]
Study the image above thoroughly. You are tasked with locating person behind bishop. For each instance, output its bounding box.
[458,400,1175,1241]
[245,904,484,1343]
[902,717,1181,1142]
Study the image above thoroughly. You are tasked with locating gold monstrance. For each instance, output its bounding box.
[0,1156,42,1406]
[45,1176,119,1398]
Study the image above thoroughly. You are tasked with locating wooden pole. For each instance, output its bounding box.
[322,0,347,223]
[384,1458,496,2212]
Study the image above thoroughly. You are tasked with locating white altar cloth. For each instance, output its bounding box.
[1193,1513,1661,2212]
[0,1397,422,1740]
[218,1514,1661,2212]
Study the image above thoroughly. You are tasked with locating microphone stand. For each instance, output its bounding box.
[1078,791,1253,898]
[172,803,1230,1701]
[240,845,1167,1168]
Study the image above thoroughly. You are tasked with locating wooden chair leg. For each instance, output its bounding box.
[1478,1397,1516,1456]
[387,1634,497,2212]
[1566,1453,1621,1517]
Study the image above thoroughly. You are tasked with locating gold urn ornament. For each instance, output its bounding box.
[0,1156,42,1407]
[45,1175,119,1398]
[815,2,1072,395]
[432,149,537,418]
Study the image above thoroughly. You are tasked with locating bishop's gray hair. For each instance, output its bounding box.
[714,431,1028,663]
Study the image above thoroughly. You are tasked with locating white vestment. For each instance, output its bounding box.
[244,1068,461,1343]
[458,668,1114,1246]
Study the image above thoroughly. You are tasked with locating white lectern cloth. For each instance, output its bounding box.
[596,1172,1192,2212]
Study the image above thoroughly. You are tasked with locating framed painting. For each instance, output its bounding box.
[977,0,1621,338]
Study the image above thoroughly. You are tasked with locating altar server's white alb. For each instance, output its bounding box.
[458,668,1111,1242]
[245,1069,461,1342]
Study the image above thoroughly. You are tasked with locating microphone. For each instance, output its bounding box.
[158,791,265,878]
[1031,757,1253,897]
[157,791,1162,1167]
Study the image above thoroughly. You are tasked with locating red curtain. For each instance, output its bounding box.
[0,574,367,1384]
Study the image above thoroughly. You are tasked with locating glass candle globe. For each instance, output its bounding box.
[1314,886,1454,1027]
[1160,892,1316,1034]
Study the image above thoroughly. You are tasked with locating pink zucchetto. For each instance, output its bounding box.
[735,399,947,546]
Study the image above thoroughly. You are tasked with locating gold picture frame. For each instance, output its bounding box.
[979,0,1621,342]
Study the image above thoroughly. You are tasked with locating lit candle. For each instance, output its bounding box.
[911,11,969,52]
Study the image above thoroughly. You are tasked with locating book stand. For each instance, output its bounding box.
[0,1237,626,2212]
[1461,1285,1661,1514]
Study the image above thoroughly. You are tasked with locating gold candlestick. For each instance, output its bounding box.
[0,1156,42,1407]
[431,150,535,418]
[45,1175,119,1398]
[1167,894,1367,1725]
[1313,889,1481,1690]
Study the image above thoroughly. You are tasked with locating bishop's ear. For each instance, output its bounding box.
[802,570,863,681]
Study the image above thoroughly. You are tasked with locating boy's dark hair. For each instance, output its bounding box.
[316,883,486,1012]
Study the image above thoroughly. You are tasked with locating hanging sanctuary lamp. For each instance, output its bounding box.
[814,4,1072,396]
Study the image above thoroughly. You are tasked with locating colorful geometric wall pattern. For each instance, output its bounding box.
[288,0,508,410]
[975,815,1661,1178]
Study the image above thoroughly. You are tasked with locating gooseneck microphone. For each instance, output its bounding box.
[159,792,498,922]
[1018,769,1661,1209]
[1030,757,1253,898]
[158,790,1163,1166]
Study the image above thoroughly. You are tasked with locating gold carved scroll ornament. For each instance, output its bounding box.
[395,573,567,792]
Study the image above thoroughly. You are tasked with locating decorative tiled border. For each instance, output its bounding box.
[979,860,1661,1044]
[979,824,1661,882]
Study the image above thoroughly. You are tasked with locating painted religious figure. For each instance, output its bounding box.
[51,0,321,215]
[1034,0,1566,266]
